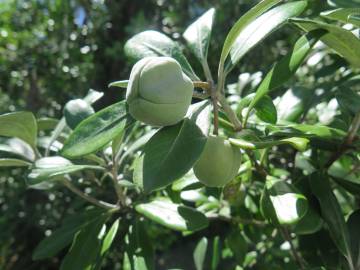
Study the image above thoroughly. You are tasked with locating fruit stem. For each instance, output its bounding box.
[218,95,242,131]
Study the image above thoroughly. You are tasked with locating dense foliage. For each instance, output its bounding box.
[1,0,360,269]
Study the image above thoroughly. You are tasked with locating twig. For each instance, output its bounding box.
[279,227,306,270]
[245,150,268,178]
[62,179,118,210]
[326,112,360,168]
[193,81,211,92]
[193,91,210,99]
[211,87,220,135]
[111,156,126,206]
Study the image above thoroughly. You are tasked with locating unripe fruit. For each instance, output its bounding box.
[193,135,241,187]
[64,99,95,129]
[126,56,194,126]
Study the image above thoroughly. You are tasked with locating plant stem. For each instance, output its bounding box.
[211,87,220,135]
[62,179,118,210]
[279,227,306,270]
[111,156,126,206]
[218,95,242,131]
[193,92,210,99]
[326,112,360,168]
[193,81,211,92]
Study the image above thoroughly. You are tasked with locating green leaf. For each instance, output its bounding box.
[37,117,59,131]
[183,8,215,63]
[60,214,109,270]
[108,80,129,89]
[211,236,221,270]
[0,111,37,150]
[267,123,347,140]
[260,176,308,225]
[276,87,315,122]
[336,88,360,116]
[193,237,208,270]
[293,206,323,235]
[46,89,103,155]
[254,95,277,124]
[100,218,120,256]
[328,0,360,8]
[61,101,134,158]
[186,100,212,136]
[321,8,360,28]
[226,230,248,264]
[124,30,199,80]
[0,158,31,167]
[224,1,307,73]
[219,0,281,72]
[245,30,323,123]
[309,172,352,260]
[27,156,104,185]
[291,19,360,68]
[134,118,206,192]
[32,208,104,260]
[347,210,360,269]
[135,199,209,232]
[229,137,309,152]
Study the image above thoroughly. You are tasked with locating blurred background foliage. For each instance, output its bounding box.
[1,0,358,269]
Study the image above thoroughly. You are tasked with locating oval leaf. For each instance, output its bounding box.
[183,8,215,62]
[124,30,199,80]
[0,111,37,149]
[261,176,308,225]
[134,118,206,193]
[135,199,208,232]
[61,101,134,158]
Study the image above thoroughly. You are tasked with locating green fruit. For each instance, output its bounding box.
[64,99,94,129]
[193,135,241,187]
[126,56,193,126]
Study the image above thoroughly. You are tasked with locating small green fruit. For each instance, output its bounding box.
[64,99,94,129]
[126,56,193,126]
[193,135,241,187]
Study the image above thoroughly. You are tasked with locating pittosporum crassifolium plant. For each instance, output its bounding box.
[1,0,360,269]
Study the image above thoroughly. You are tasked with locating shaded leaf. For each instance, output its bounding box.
[254,95,277,124]
[60,214,109,270]
[33,208,104,260]
[134,118,206,192]
[245,30,324,122]
[309,172,352,260]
